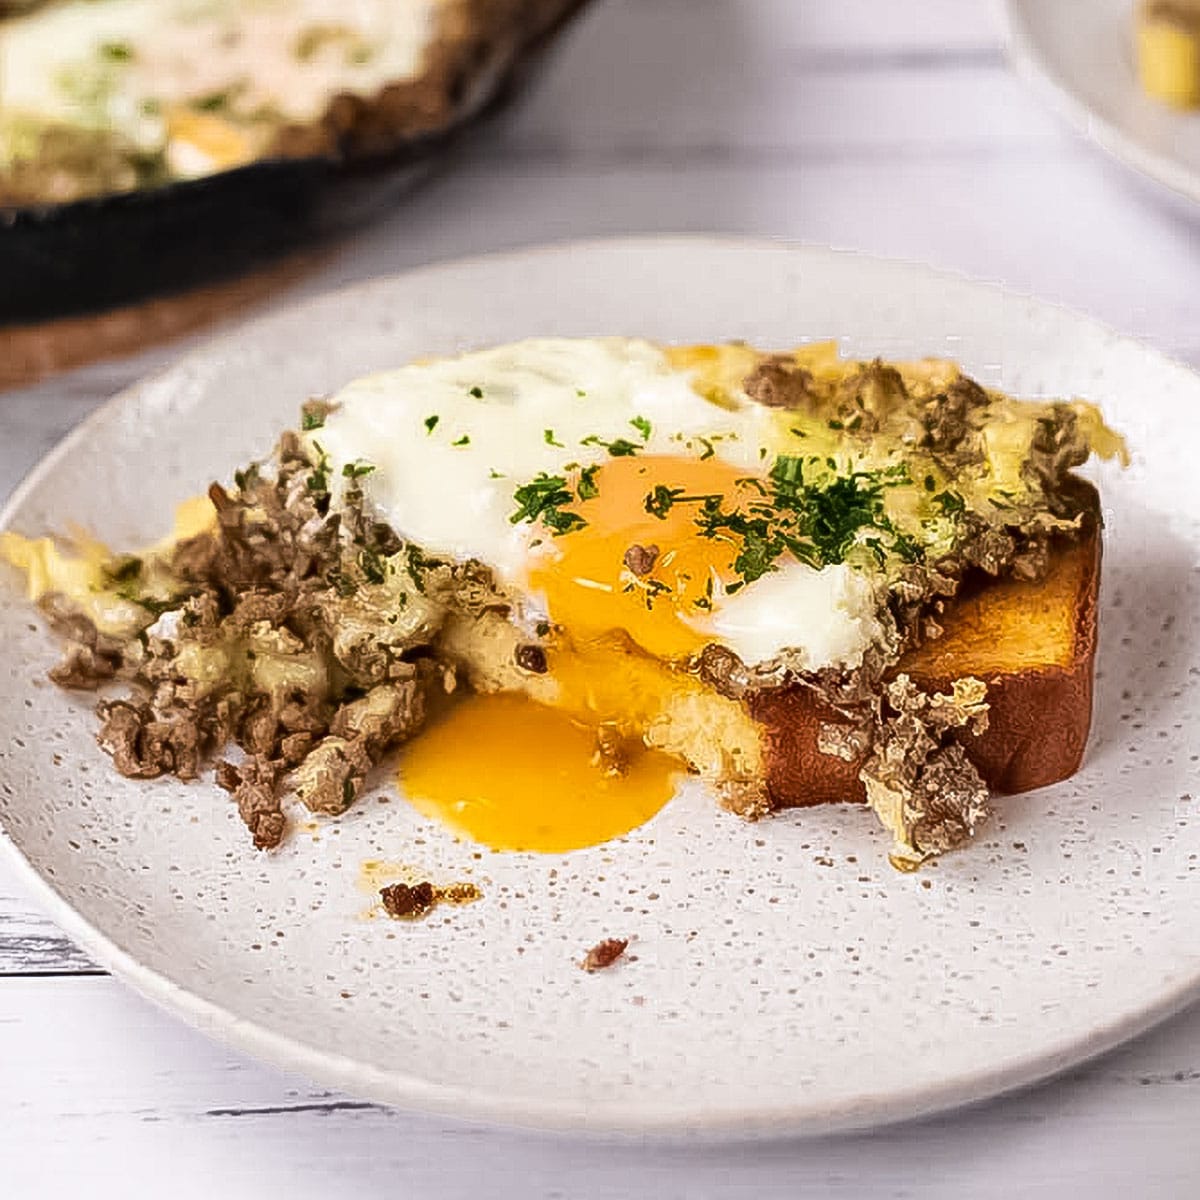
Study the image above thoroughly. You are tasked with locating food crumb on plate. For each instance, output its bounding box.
[580,937,629,972]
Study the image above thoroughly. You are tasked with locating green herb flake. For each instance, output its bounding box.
[933,490,966,516]
[193,88,235,113]
[424,415,440,434]
[469,386,484,399]
[544,429,564,448]
[342,460,376,479]
[105,555,143,585]
[233,463,260,493]
[580,434,641,458]
[358,548,387,584]
[99,41,134,63]
[630,415,652,441]
[510,473,586,536]
[452,435,471,447]
[577,465,601,501]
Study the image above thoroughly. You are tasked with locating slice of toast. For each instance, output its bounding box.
[750,483,1101,807]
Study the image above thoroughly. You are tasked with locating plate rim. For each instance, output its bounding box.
[1001,0,1200,209]
[3,234,1200,1139]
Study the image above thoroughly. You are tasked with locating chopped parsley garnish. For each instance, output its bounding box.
[424,415,439,434]
[544,429,564,448]
[104,555,143,586]
[644,485,721,520]
[342,460,376,479]
[642,454,921,585]
[469,386,484,399]
[489,468,505,479]
[510,473,587,536]
[630,415,652,441]
[193,88,235,113]
[99,41,134,63]
[452,435,471,447]
[933,490,966,516]
[577,465,601,501]
[358,547,387,585]
[301,409,325,431]
[404,544,445,593]
[581,434,641,457]
[307,442,331,496]
[575,389,587,398]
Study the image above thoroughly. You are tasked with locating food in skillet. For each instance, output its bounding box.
[0,0,575,204]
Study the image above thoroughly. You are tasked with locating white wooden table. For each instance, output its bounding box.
[4,2,1200,1195]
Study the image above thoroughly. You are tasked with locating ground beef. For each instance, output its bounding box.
[380,881,437,920]
[622,543,660,576]
[289,736,374,816]
[39,595,125,690]
[514,644,548,674]
[70,426,451,850]
[216,756,285,851]
[580,937,629,972]
[49,640,120,690]
[96,699,204,781]
[742,358,816,410]
[378,879,482,921]
[922,375,989,463]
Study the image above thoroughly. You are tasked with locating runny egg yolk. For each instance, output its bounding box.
[399,694,680,853]
[528,455,758,661]
[403,456,762,853]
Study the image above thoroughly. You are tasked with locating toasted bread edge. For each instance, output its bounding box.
[753,482,1102,807]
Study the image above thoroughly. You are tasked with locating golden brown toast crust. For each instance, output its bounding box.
[750,485,1102,807]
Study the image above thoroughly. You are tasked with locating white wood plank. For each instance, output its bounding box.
[517,0,1053,156]
[1,975,1199,1199]
[0,884,98,974]
[587,0,1002,55]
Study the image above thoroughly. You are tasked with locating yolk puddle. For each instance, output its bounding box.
[399,693,680,852]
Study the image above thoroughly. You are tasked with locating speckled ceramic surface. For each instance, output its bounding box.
[1005,0,1200,210]
[1,238,1197,1137]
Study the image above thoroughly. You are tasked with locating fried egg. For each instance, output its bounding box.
[316,337,886,674]
[314,337,889,852]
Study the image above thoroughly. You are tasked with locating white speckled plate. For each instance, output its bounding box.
[1004,0,1200,209]
[1,238,1198,1137]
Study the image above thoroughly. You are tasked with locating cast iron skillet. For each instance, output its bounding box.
[0,0,593,324]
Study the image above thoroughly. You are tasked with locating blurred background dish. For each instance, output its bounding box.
[0,0,592,322]
[1004,0,1200,210]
